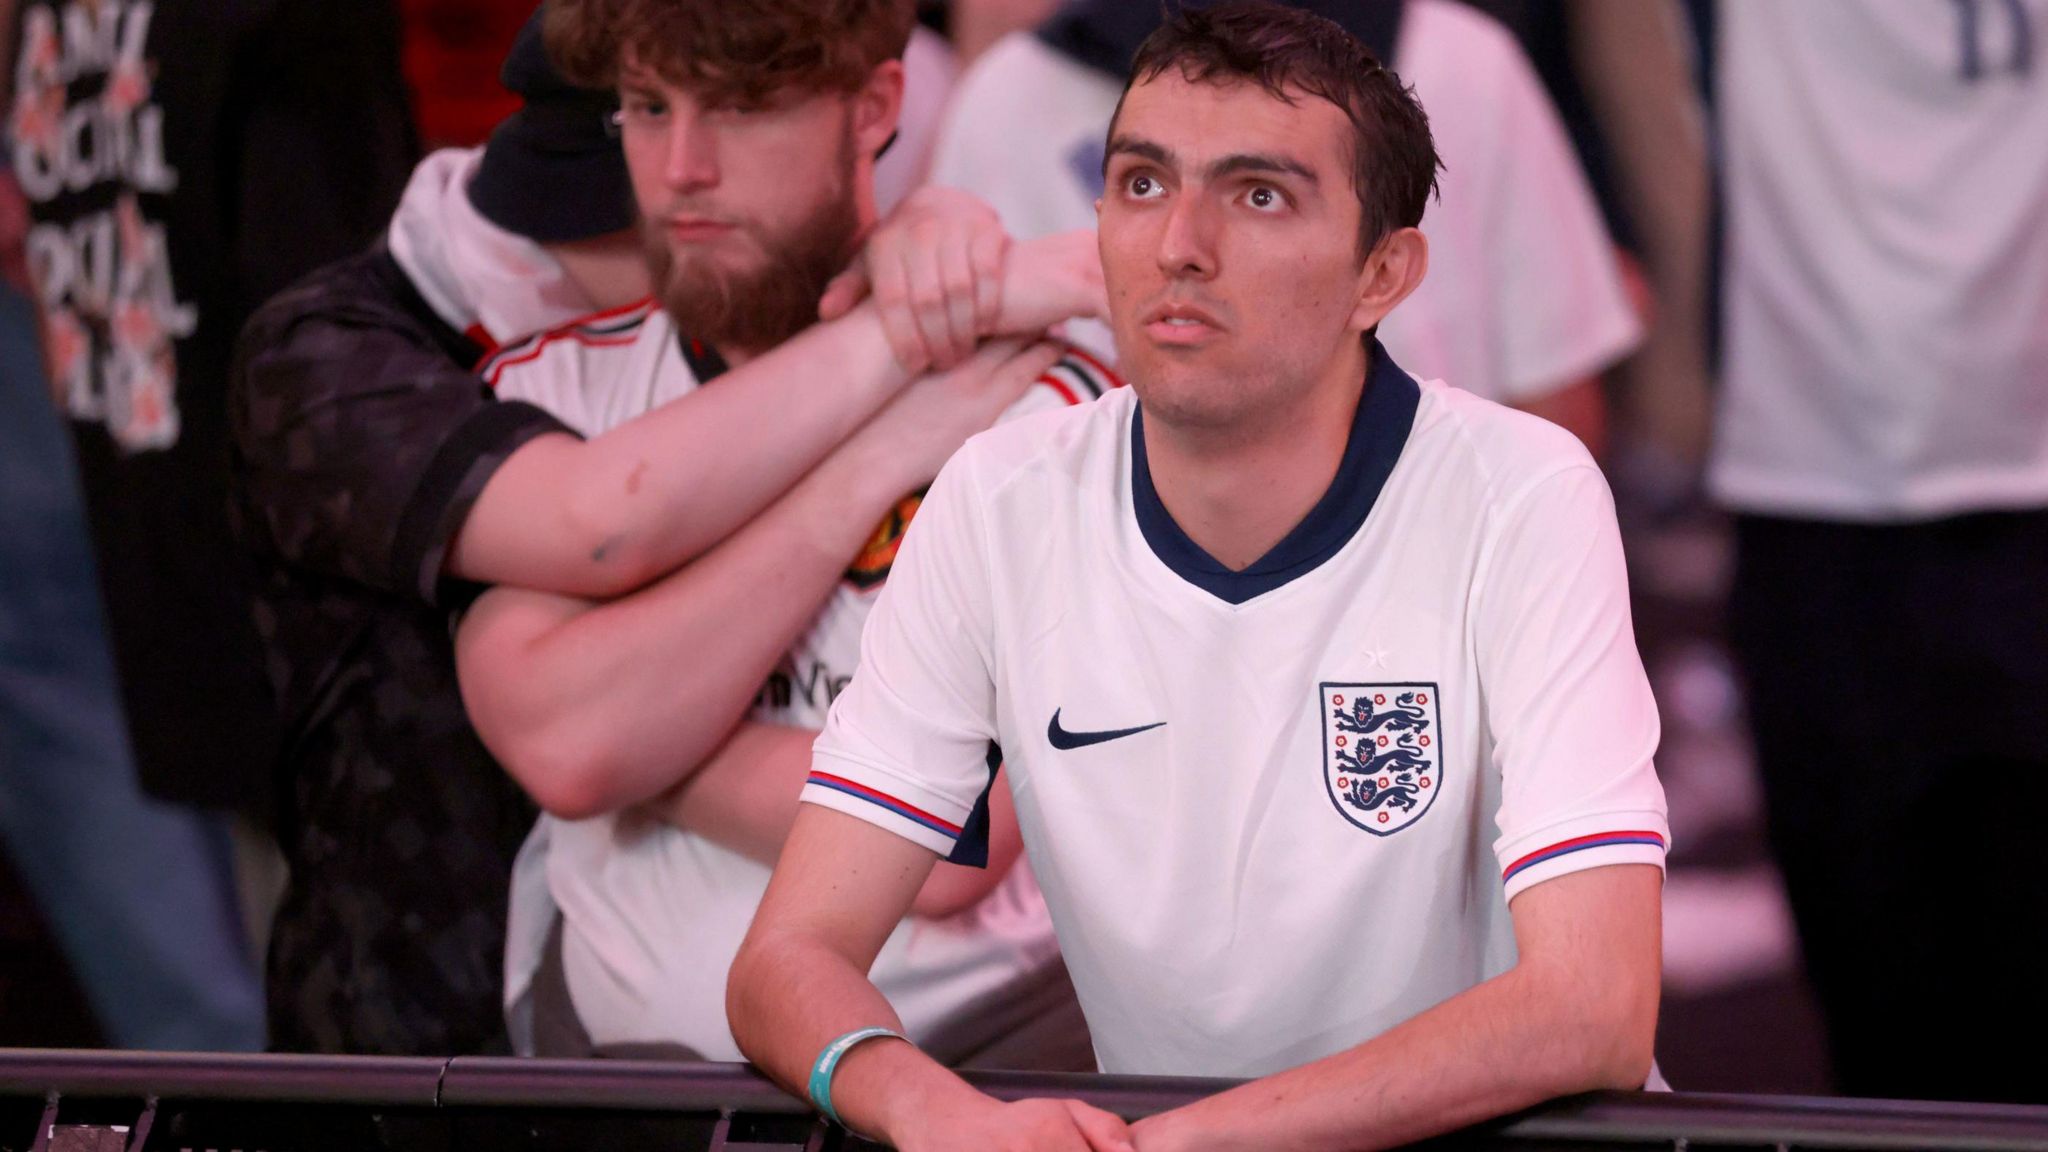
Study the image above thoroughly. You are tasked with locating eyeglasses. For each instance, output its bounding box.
[605,106,667,137]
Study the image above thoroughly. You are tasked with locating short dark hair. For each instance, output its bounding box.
[1117,1,1441,258]
[544,0,915,106]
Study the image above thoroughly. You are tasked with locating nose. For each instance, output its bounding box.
[1155,192,1217,281]
[663,109,720,193]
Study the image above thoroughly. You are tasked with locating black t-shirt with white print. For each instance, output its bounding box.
[7,0,416,810]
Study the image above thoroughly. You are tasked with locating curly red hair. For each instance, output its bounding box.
[544,0,915,105]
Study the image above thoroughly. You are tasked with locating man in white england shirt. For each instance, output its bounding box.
[729,6,1668,1151]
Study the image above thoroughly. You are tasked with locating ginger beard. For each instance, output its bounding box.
[640,120,862,354]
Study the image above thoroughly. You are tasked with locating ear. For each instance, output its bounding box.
[852,59,907,159]
[1347,227,1428,336]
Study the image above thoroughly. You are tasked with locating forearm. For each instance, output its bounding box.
[728,825,978,1144]
[1142,962,1653,1152]
[448,302,908,599]
[1143,867,1663,1152]
[653,725,1022,918]
[459,444,915,818]
[456,226,1103,601]
[1570,0,1711,375]
[650,721,819,864]
[728,924,955,1120]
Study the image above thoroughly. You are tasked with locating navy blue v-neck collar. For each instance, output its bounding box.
[1131,341,1422,605]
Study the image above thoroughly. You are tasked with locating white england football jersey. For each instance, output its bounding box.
[487,303,1115,1059]
[926,0,1641,404]
[802,346,1668,1076]
[1710,0,2048,520]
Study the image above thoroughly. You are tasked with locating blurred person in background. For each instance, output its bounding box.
[470,0,1110,1068]
[874,1,1064,215]
[229,4,1096,1055]
[1467,0,1715,483]
[925,0,1640,456]
[1633,0,2047,1105]
[2,0,415,1049]
[920,0,1062,69]
[2,133,256,1052]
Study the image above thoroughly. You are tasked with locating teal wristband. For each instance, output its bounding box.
[806,1026,905,1127]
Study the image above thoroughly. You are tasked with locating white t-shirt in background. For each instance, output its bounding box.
[1711,0,2048,520]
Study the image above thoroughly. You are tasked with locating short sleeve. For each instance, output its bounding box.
[1475,464,1669,901]
[230,259,572,606]
[1481,36,1642,400]
[802,449,1003,858]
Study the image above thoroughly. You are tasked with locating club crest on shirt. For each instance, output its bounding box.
[1320,682,1442,836]
[844,489,926,590]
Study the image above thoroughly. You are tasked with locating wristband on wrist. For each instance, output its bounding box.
[806,1026,906,1128]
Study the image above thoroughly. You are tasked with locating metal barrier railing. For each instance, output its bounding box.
[3,1050,2047,1152]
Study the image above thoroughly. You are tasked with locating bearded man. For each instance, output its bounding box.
[229,2,1098,1054]
[464,0,1115,1065]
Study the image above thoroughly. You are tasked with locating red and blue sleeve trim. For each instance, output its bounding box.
[1502,830,1666,884]
[476,297,657,383]
[806,772,963,841]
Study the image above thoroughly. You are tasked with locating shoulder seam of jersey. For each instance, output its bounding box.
[1431,390,1602,513]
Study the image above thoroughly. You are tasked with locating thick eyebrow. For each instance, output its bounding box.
[1104,135,1173,175]
[1208,152,1317,185]
[1104,135,1318,185]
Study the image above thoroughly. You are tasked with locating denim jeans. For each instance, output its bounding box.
[0,282,264,1050]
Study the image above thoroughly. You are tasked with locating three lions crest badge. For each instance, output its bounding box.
[1320,682,1442,835]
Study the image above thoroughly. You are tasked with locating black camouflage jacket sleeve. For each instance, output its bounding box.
[229,248,574,606]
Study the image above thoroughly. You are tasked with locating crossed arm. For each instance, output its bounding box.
[729,806,1660,1152]
[452,211,1102,818]
[453,423,924,819]
[650,722,1026,919]
[446,300,914,601]
[448,189,1038,602]
[454,336,1063,820]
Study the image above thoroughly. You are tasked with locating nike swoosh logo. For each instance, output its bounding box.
[1047,708,1166,750]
